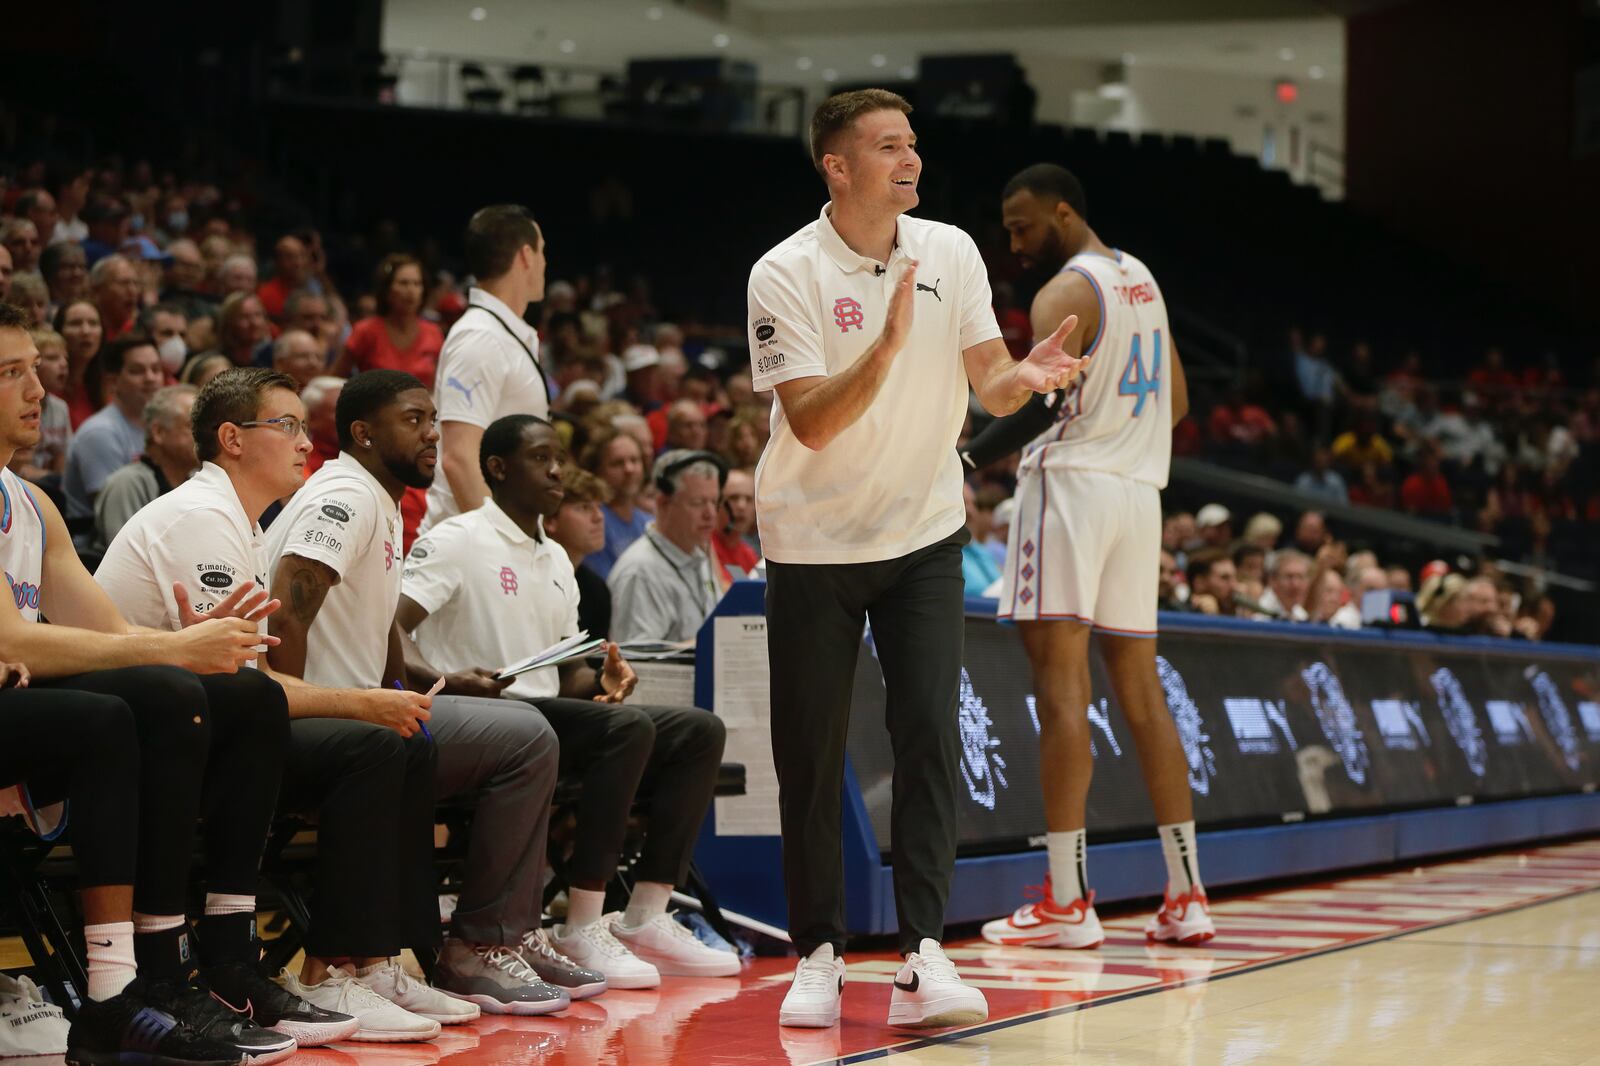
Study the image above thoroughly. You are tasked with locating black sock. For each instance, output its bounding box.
[197,911,260,967]
[134,923,195,981]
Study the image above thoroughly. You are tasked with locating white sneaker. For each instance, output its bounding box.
[610,912,741,977]
[778,943,845,1029]
[278,967,441,1043]
[355,958,481,1024]
[0,973,69,1056]
[550,914,661,989]
[887,939,988,1029]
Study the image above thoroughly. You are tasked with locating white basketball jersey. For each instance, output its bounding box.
[1022,250,1173,489]
[0,469,47,622]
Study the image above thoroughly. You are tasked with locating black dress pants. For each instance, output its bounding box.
[765,528,967,957]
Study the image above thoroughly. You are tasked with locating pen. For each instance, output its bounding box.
[395,679,438,741]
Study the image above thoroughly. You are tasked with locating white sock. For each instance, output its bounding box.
[565,888,606,931]
[84,921,136,1001]
[1158,821,1202,895]
[1045,830,1087,906]
[620,882,673,929]
[131,912,186,934]
[203,893,256,916]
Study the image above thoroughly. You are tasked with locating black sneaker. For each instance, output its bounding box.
[204,959,359,1047]
[65,981,245,1066]
[139,975,297,1065]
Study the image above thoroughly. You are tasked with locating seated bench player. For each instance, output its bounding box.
[94,367,472,1043]
[0,302,354,1062]
[262,370,590,1013]
[398,414,736,989]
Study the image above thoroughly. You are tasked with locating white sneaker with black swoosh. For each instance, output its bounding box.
[887,939,988,1030]
[778,944,845,1028]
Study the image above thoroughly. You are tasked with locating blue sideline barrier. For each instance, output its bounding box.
[692,581,1600,935]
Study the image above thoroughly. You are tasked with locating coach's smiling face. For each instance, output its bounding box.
[838,108,921,212]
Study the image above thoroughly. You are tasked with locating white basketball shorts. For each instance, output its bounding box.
[996,466,1161,636]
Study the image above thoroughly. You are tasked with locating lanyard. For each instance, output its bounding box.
[465,298,552,404]
[647,532,716,613]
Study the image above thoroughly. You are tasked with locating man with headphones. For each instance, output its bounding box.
[399,417,736,991]
[608,448,733,643]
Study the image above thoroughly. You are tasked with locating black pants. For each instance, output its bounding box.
[766,528,966,957]
[278,719,437,959]
[0,685,140,887]
[33,667,289,916]
[529,699,726,888]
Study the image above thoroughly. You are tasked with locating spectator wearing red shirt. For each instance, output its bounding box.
[1401,447,1453,517]
[713,468,760,579]
[256,234,312,321]
[1348,461,1397,510]
[299,375,344,478]
[88,254,139,342]
[333,253,444,390]
[1467,347,1517,396]
[53,298,103,428]
[1207,389,1277,448]
[993,280,1032,360]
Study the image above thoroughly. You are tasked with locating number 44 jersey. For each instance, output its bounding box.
[1022,249,1173,489]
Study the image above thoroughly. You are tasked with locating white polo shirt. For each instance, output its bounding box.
[747,204,1002,564]
[95,462,269,636]
[402,499,579,701]
[263,454,401,689]
[422,288,550,535]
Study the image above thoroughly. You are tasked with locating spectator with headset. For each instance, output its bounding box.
[608,449,727,643]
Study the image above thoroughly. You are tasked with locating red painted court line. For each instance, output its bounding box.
[294,840,1600,1066]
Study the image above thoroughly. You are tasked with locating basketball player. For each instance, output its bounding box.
[749,91,1086,1030]
[972,163,1213,949]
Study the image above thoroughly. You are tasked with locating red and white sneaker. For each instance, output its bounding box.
[1144,887,1215,945]
[980,879,1104,949]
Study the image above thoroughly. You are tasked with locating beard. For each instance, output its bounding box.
[1035,225,1070,275]
[385,453,435,490]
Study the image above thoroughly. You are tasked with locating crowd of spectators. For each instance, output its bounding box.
[0,156,768,644]
[0,154,1585,647]
[1184,327,1598,577]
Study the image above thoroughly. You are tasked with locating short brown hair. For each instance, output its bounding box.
[558,463,612,506]
[809,89,912,177]
[192,367,299,462]
[463,205,540,281]
[579,422,645,473]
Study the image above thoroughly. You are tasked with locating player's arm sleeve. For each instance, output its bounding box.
[433,329,499,429]
[400,529,463,616]
[747,261,828,392]
[274,489,372,581]
[956,232,1004,351]
[962,391,1064,469]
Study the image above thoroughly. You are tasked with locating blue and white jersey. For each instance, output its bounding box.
[0,467,47,622]
[1023,249,1173,489]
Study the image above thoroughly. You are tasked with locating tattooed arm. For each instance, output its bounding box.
[266,553,338,680]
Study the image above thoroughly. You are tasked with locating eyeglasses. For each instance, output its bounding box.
[234,416,308,439]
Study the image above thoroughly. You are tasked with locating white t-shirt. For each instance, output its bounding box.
[1022,250,1173,488]
[421,288,550,535]
[747,203,1001,564]
[0,469,48,623]
[263,454,401,689]
[95,462,269,636]
[403,499,579,701]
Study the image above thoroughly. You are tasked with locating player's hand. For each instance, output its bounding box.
[444,667,514,699]
[0,661,30,689]
[174,580,281,629]
[1017,315,1087,393]
[593,642,637,704]
[167,616,277,674]
[361,688,434,738]
[879,260,919,356]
